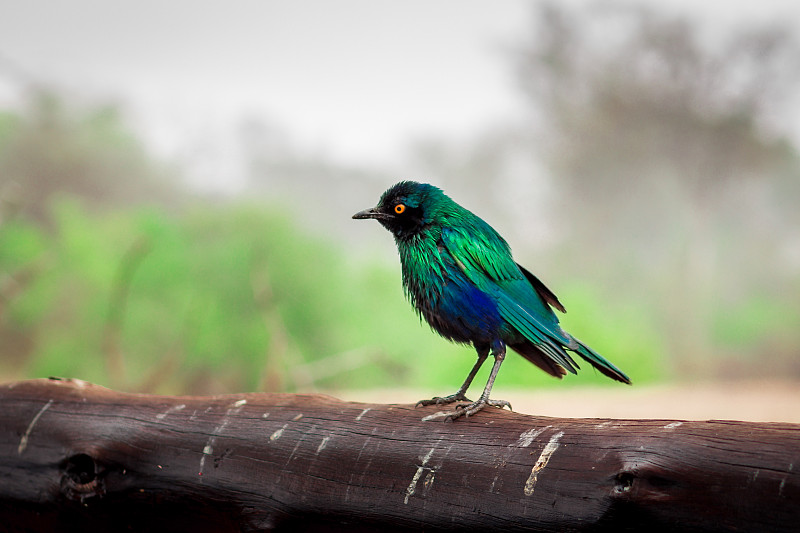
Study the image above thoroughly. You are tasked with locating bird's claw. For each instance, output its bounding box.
[415,392,471,408]
[434,398,512,422]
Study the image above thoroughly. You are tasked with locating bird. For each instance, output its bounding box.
[353,181,631,421]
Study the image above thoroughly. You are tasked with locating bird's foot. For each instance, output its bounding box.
[421,398,512,422]
[450,398,512,420]
[415,392,471,408]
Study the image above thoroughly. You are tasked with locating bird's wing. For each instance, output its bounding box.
[440,225,520,283]
[441,227,578,373]
[516,263,566,314]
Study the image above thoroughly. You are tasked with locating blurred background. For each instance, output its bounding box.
[1,0,799,421]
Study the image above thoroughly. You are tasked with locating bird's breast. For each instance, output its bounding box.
[400,243,502,345]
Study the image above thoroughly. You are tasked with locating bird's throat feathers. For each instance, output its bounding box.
[398,229,446,313]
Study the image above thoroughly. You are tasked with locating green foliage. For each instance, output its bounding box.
[712,293,800,357]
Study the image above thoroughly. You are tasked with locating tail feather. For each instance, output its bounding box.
[510,337,631,385]
[509,341,572,379]
[572,338,631,384]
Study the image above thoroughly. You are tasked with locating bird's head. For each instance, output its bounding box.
[353,181,443,240]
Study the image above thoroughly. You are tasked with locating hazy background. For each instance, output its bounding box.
[1,1,799,418]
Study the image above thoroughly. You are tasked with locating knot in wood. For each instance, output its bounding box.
[612,464,678,502]
[614,471,635,493]
[61,453,105,501]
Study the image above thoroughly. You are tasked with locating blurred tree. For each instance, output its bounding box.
[516,2,800,373]
[0,91,180,223]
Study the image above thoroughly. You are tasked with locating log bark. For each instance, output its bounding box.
[1,378,798,532]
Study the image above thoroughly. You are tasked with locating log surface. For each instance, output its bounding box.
[1,378,798,532]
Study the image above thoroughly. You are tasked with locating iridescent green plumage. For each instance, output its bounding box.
[354,181,630,420]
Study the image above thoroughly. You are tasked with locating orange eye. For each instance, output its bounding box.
[394,204,406,214]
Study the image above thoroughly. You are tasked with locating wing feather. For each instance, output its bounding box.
[441,227,575,371]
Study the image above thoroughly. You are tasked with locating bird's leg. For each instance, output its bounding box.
[445,343,511,421]
[415,345,488,407]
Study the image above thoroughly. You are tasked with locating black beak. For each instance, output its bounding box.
[352,207,388,220]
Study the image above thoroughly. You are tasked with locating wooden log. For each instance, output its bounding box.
[1,377,798,532]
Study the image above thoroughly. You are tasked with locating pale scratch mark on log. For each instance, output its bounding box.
[490,425,551,492]
[422,470,436,496]
[781,463,794,497]
[404,443,439,504]
[442,443,454,461]
[156,404,186,420]
[356,437,371,463]
[18,399,53,454]
[664,422,683,430]
[270,423,288,442]
[353,434,380,485]
[360,456,375,482]
[284,434,306,466]
[316,435,330,454]
[199,402,246,476]
[356,408,371,421]
[421,411,451,422]
[516,426,551,447]
[345,471,359,502]
[524,431,564,496]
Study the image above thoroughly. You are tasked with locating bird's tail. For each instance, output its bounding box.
[509,341,572,379]
[572,338,631,384]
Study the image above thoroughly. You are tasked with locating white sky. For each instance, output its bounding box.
[1,0,799,189]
